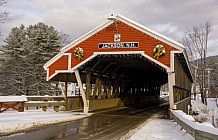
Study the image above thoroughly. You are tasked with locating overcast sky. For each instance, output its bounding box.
[1,0,218,56]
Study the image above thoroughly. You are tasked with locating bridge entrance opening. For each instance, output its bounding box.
[44,14,192,113]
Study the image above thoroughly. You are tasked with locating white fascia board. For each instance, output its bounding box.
[71,51,170,72]
[71,53,98,72]
[117,14,184,51]
[46,68,49,81]
[60,20,113,53]
[63,53,72,70]
[48,70,72,81]
[94,51,144,55]
[169,50,183,72]
[71,51,144,72]
[169,50,193,81]
[44,20,112,70]
[43,52,63,70]
[140,53,170,71]
[44,53,71,70]
[182,49,194,81]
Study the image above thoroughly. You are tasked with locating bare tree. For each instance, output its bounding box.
[59,31,71,48]
[183,21,212,105]
[0,0,8,23]
[0,0,8,38]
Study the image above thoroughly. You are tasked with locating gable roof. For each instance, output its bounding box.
[44,14,185,70]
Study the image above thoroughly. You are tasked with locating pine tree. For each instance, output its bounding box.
[0,25,28,95]
[0,23,61,95]
[25,22,60,95]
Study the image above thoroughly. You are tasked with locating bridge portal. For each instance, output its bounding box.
[44,14,193,113]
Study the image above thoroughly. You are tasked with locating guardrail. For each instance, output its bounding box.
[174,97,191,114]
[169,109,218,140]
[25,96,65,112]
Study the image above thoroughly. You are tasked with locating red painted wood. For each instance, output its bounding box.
[0,102,24,113]
[48,21,177,78]
[48,55,68,77]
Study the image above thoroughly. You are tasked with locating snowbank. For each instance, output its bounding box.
[171,109,218,137]
[127,119,194,140]
[0,109,91,136]
[191,96,218,127]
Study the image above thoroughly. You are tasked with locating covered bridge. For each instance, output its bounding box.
[43,14,193,113]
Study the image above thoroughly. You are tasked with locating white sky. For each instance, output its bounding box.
[1,0,218,56]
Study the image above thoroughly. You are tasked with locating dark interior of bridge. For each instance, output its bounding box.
[52,54,168,86]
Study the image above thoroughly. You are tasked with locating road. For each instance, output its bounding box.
[2,103,169,140]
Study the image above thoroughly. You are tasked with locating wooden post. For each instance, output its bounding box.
[93,75,100,99]
[114,75,120,98]
[168,72,175,109]
[108,78,112,98]
[97,75,102,99]
[103,75,110,98]
[86,69,91,100]
[64,80,69,111]
[75,69,89,113]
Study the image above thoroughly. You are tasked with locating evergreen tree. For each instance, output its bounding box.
[25,22,61,95]
[0,25,27,95]
[0,23,61,95]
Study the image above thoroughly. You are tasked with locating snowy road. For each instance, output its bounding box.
[1,103,169,140]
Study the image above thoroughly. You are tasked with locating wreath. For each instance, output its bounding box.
[74,47,84,60]
[152,44,165,59]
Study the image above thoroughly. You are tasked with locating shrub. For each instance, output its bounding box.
[193,114,209,123]
[200,107,210,114]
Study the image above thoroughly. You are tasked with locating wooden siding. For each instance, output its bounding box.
[174,56,192,90]
[48,55,68,77]
[48,21,177,78]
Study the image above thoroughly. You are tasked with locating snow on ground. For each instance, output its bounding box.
[127,119,194,140]
[191,94,218,127]
[1,106,194,140]
[1,95,212,140]
[0,108,92,136]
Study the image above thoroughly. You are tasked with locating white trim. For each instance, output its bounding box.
[71,51,169,72]
[68,53,72,70]
[116,14,184,51]
[47,70,71,81]
[44,14,186,70]
[48,72,58,81]
[44,53,71,70]
[43,52,63,70]
[71,53,98,72]
[43,20,112,69]
[60,20,112,53]
[48,51,171,81]
[140,53,170,71]
[63,53,72,70]
[93,51,144,55]
[98,42,139,49]
[168,72,175,109]
[46,68,49,81]
[169,51,183,72]
[182,49,194,80]
[46,53,71,81]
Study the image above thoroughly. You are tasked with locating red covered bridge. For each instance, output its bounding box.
[43,14,193,113]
